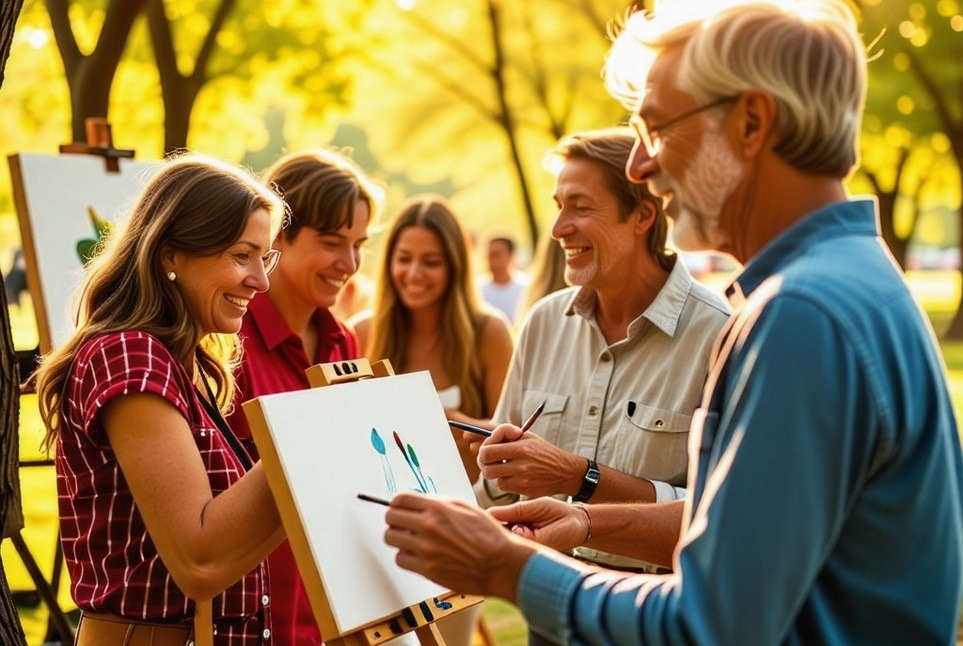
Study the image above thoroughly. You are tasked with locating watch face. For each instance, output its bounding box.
[575,459,600,502]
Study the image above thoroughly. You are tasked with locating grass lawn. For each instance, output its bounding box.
[5,269,963,645]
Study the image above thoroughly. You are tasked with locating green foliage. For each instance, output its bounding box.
[857,0,962,200]
[348,0,630,243]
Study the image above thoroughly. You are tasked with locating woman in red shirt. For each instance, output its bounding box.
[226,148,382,645]
[35,154,288,644]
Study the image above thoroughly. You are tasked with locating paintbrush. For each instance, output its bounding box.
[519,400,546,434]
[357,493,391,506]
[447,400,546,440]
[447,420,492,437]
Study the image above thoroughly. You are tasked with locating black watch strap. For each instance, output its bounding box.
[573,458,600,503]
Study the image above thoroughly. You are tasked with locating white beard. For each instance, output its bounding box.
[669,124,744,252]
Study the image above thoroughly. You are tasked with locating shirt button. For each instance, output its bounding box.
[654,419,665,429]
[600,353,611,362]
[588,405,599,415]
[263,628,271,639]
[262,594,270,605]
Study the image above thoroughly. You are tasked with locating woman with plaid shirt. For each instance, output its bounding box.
[35,154,289,645]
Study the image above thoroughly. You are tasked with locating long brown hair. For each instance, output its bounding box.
[366,195,487,417]
[35,154,286,449]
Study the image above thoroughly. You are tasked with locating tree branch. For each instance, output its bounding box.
[906,47,963,139]
[44,0,81,74]
[0,0,25,88]
[92,0,151,71]
[411,59,497,121]
[191,0,237,87]
[399,8,492,75]
[147,0,181,83]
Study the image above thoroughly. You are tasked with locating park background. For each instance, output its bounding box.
[0,0,961,643]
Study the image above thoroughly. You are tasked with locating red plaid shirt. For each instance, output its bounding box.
[227,294,357,645]
[58,331,273,645]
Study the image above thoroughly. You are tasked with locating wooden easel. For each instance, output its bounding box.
[311,358,483,646]
[246,357,483,646]
[5,117,138,645]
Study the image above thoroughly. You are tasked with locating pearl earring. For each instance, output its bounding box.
[167,271,176,282]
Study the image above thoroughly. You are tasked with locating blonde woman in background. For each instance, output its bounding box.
[354,195,513,483]
[353,195,512,646]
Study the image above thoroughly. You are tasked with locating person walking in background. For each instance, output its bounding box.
[479,233,530,323]
[226,148,382,645]
[354,195,513,483]
[34,154,288,644]
[380,0,963,642]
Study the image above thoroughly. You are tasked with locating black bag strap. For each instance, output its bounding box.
[195,364,254,472]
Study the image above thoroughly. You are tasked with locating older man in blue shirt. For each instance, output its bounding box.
[381,0,963,643]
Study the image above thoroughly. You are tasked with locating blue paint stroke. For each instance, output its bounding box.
[370,427,397,495]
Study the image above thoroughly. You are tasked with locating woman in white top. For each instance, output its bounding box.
[354,194,512,484]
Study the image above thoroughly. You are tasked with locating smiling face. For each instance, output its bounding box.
[273,199,370,311]
[628,48,744,253]
[389,225,451,312]
[551,157,638,289]
[165,207,273,337]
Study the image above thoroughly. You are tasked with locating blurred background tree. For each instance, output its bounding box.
[854,0,963,336]
[0,0,960,322]
[0,1,30,643]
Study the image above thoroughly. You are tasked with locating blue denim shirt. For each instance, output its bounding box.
[518,199,963,644]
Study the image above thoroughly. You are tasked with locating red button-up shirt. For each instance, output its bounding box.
[228,293,358,645]
[59,331,271,645]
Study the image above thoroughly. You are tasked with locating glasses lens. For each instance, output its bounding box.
[263,249,281,275]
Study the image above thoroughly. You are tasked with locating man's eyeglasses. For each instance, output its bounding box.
[262,249,281,276]
[630,95,740,157]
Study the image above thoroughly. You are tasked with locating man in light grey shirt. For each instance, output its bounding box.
[471,128,729,572]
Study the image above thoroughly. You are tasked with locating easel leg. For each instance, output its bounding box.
[43,530,68,643]
[474,616,496,646]
[414,622,444,645]
[10,532,73,643]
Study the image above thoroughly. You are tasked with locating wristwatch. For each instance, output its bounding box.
[573,458,600,503]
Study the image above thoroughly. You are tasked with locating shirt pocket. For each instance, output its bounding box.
[522,390,567,445]
[614,403,691,487]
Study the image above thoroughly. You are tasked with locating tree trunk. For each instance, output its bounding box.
[69,63,114,142]
[160,82,195,153]
[0,5,30,641]
[0,278,27,645]
[45,0,152,142]
[486,0,539,248]
[0,0,24,87]
[939,131,963,339]
[875,191,909,268]
[942,203,963,339]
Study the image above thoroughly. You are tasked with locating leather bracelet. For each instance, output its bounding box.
[573,502,592,545]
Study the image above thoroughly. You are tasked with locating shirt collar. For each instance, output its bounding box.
[246,292,346,353]
[565,256,694,338]
[725,198,879,308]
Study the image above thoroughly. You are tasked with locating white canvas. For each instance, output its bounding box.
[9,153,160,349]
[249,371,476,634]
